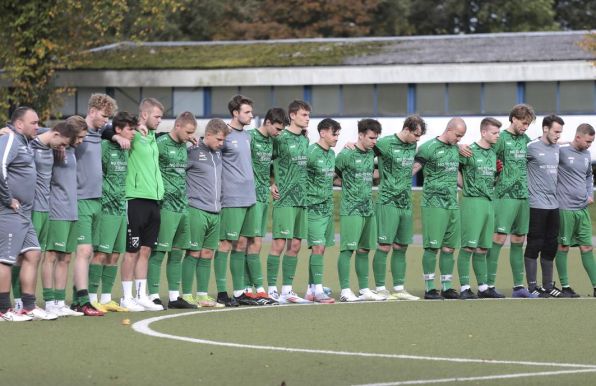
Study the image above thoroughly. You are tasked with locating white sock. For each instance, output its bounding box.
[256,286,265,293]
[244,287,252,293]
[341,288,353,297]
[281,285,292,295]
[306,285,313,295]
[478,284,489,292]
[196,292,207,297]
[461,285,471,291]
[376,286,386,292]
[268,286,278,294]
[393,285,404,291]
[135,279,147,298]
[359,288,370,294]
[100,293,111,304]
[233,290,244,297]
[122,281,133,300]
[314,284,324,295]
[89,293,98,303]
[168,290,179,301]
[56,300,65,307]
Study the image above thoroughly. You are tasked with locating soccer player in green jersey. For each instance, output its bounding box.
[146,112,198,309]
[89,112,137,312]
[239,108,287,304]
[457,117,501,299]
[267,100,311,303]
[336,119,385,302]
[303,118,341,304]
[413,117,467,300]
[487,104,536,298]
[555,123,596,298]
[372,115,426,301]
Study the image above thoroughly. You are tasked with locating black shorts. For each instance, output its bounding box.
[126,198,160,253]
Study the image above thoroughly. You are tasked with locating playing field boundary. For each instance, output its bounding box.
[133,304,596,384]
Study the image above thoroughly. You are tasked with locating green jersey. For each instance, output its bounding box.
[415,137,459,209]
[101,140,128,215]
[376,134,416,209]
[272,129,309,208]
[156,133,188,213]
[249,128,273,203]
[494,130,530,199]
[335,146,374,216]
[460,142,496,200]
[307,143,335,216]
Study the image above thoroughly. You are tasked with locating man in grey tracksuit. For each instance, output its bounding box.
[525,114,564,297]
[181,119,228,307]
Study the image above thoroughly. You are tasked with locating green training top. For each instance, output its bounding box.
[415,137,459,209]
[335,146,375,216]
[272,129,309,208]
[157,133,188,213]
[126,130,164,201]
[249,128,273,204]
[459,142,496,200]
[494,130,530,199]
[376,134,416,209]
[101,140,128,215]
[307,142,335,216]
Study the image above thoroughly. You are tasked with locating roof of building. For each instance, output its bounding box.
[80,31,594,70]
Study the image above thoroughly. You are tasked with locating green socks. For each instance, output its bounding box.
[355,251,370,290]
[147,251,166,295]
[472,251,488,286]
[439,250,455,290]
[101,265,118,295]
[337,250,353,289]
[372,249,388,287]
[555,250,569,287]
[182,255,198,294]
[88,263,103,297]
[487,242,503,286]
[43,288,54,302]
[11,265,21,298]
[166,249,184,291]
[581,250,596,287]
[267,254,280,287]
[309,254,324,285]
[281,254,298,286]
[214,250,229,293]
[230,251,245,291]
[457,249,473,287]
[246,253,263,288]
[391,248,407,287]
[510,242,525,287]
[422,249,438,291]
[196,258,212,293]
[54,289,66,301]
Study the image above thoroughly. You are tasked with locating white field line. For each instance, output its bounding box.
[353,368,596,386]
[132,305,596,370]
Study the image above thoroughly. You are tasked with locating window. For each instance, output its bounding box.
[559,81,594,113]
[525,82,557,114]
[448,83,481,115]
[272,86,304,109]
[484,83,517,115]
[239,86,272,116]
[312,85,340,115]
[416,84,445,115]
[172,88,203,117]
[211,87,239,116]
[114,88,141,114]
[143,87,173,116]
[377,84,407,116]
[343,85,374,116]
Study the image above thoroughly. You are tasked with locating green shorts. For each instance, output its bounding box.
[376,204,413,245]
[559,208,593,247]
[189,207,220,251]
[493,198,529,235]
[460,197,494,249]
[340,215,377,251]
[240,202,269,238]
[421,207,461,249]
[155,209,191,252]
[272,206,307,240]
[32,211,49,251]
[307,210,335,247]
[47,220,78,253]
[76,199,101,246]
[96,214,127,254]
[219,207,250,241]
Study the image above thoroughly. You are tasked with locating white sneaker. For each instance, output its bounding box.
[394,289,420,301]
[53,305,84,317]
[135,296,164,311]
[359,288,387,301]
[268,288,280,301]
[339,289,360,302]
[120,298,145,312]
[279,291,311,304]
[0,309,33,322]
[14,298,23,312]
[376,289,397,300]
[25,306,58,321]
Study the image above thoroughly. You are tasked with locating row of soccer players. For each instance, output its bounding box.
[2,95,595,321]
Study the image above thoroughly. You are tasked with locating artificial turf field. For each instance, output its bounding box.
[3,244,596,386]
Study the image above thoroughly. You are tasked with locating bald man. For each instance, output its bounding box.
[413,118,467,300]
